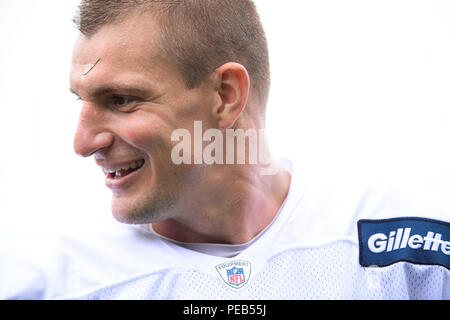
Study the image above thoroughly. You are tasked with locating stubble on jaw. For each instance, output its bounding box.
[112,164,207,225]
[112,182,177,225]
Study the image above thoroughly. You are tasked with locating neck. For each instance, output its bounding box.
[152,160,291,245]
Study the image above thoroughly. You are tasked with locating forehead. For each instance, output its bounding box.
[74,14,160,62]
[70,14,179,96]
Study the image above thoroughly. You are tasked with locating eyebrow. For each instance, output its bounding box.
[69,84,152,100]
[70,88,80,98]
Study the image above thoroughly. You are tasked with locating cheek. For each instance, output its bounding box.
[171,89,216,124]
[122,115,174,155]
[124,126,149,151]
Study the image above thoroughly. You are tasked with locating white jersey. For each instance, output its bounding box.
[1,160,449,299]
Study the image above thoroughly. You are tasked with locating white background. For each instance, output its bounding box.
[0,0,449,238]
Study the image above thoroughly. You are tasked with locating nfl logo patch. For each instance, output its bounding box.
[227,267,245,286]
[215,260,252,290]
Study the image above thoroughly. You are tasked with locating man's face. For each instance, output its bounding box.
[70,15,215,224]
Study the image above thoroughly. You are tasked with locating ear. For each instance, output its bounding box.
[212,63,250,129]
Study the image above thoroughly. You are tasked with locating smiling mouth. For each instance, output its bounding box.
[103,159,145,179]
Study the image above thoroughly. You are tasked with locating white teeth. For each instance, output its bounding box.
[104,160,144,175]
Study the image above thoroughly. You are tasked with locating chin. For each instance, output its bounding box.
[111,209,136,225]
[110,193,174,225]
[111,198,145,225]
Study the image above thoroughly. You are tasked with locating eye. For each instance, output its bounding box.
[111,96,135,107]
[106,96,140,112]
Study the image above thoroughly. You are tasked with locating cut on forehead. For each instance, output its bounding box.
[71,16,165,71]
[72,3,177,79]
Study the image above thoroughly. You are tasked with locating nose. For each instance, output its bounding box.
[73,102,114,158]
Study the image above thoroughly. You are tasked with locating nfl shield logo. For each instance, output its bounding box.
[227,267,245,286]
[215,260,252,290]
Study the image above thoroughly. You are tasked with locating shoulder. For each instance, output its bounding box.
[282,166,449,248]
[0,217,186,300]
